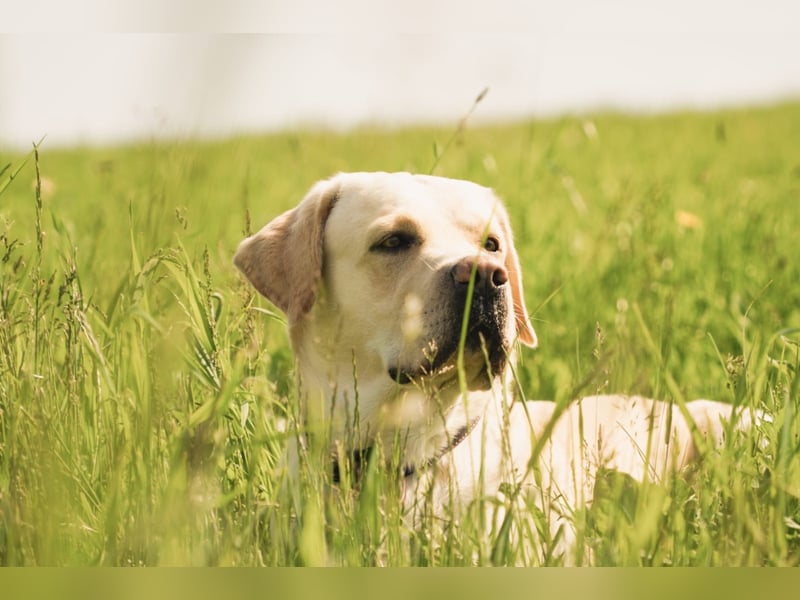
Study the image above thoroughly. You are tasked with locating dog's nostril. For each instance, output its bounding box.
[452,259,508,289]
[452,261,473,285]
[492,267,508,287]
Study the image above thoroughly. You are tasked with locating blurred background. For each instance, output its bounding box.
[2,0,799,149]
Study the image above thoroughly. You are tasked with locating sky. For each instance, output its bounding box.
[2,1,799,149]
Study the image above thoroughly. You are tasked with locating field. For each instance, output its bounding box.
[0,103,799,566]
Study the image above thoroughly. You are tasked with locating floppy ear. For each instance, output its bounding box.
[234,178,340,323]
[496,202,538,348]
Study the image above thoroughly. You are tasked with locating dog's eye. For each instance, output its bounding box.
[483,236,501,252]
[373,233,417,253]
[381,235,404,250]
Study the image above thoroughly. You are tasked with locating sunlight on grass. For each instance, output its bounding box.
[0,103,798,565]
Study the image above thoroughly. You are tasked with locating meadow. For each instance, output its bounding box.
[0,102,798,565]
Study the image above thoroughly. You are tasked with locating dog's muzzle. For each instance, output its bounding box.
[451,255,510,373]
[388,255,511,385]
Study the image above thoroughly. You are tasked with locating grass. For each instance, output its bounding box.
[0,102,799,565]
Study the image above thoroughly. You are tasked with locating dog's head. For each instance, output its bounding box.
[235,172,536,445]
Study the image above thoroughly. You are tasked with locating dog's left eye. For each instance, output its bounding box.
[483,236,500,252]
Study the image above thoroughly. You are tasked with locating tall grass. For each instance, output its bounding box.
[0,103,798,565]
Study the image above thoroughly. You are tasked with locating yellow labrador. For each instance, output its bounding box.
[235,172,756,559]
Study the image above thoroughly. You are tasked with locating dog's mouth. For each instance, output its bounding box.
[389,272,512,389]
[388,359,461,387]
[388,328,508,389]
[387,367,416,385]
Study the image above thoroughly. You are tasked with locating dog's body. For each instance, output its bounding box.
[235,172,754,559]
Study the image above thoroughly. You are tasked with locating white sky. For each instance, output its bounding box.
[2,1,799,148]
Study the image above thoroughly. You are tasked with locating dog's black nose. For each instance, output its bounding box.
[451,257,508,291]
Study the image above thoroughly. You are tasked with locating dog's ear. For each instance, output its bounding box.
[234,178,340,323]
[497,203,538,348]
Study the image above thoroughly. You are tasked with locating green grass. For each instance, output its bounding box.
[0,102,799,565]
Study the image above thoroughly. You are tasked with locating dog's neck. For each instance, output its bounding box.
[298,368,497,467]
[331,414,482,484]
[294,346,501,468]
[290,313,511,475]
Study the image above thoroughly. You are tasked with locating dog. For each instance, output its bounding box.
[234,172,757,561]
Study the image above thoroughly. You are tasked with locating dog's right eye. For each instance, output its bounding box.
[372,233,417,253]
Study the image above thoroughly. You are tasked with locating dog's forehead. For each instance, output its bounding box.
[328,173,501,236]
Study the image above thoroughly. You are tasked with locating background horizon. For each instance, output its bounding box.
[2,2,800,149]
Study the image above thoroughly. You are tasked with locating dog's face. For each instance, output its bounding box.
[321,173,536,388]
[235,172,536,444]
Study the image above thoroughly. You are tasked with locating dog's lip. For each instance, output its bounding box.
[388,326,507,387]
[388,350,492,388]
[387,361,494,394]
[387,361,457,386]
[387,367,414,385]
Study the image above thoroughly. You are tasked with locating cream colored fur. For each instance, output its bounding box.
[235,172,755,561]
